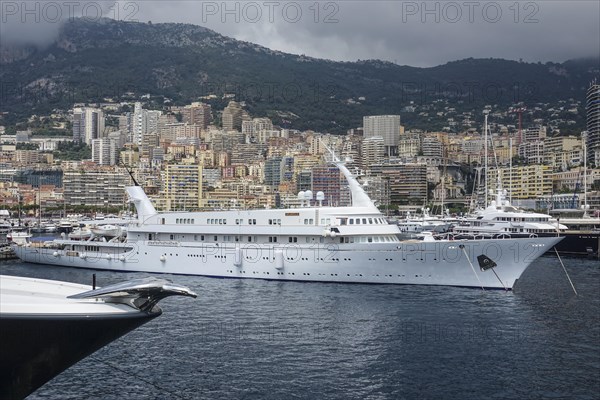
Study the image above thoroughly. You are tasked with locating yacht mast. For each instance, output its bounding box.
[484,111,489,207]
[509,137,513,204]
[583,131,588,217]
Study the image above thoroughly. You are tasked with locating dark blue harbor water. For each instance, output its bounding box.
[2,257,599,400]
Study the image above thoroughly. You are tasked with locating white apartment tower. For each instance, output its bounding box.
[73,107,105,145]
[132,102,162,145]
[92,138,119,166]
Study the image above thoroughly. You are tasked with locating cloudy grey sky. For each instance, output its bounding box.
[1,1,598,66]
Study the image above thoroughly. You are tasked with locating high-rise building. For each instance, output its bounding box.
[296,170,312,193]
[586,82,600,167]
[91,138,119,166]
[488,165,552,199]
[361,136,385,169]
[162,164,203,211]
[242,117,274,140]
[363,115,401,157]
[160,123,203,142]
[73,107,105,144]
[397,132,421,159]
[180,102,212,128]
[63,168,129,207]
[222,101,250,131]
[312,166,343,206]
[264,157,283,187]
[421,136,443,158]
[14,168,63,188]
[370,163,428,205]
[131,102,162,145]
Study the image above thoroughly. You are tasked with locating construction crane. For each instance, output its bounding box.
[509,106,527,146]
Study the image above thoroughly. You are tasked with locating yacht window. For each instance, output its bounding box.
[170,234,174,240]
[309,219,314,224]
[248,236,252,242]
[340,218,347,225]
[362,218,367,224]
[235,236,240,242]
[368,237,373,243]
[368,218,373,224]
[214,236,218,241]
[349,219,354,225]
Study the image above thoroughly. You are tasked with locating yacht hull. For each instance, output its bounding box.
[0,312,159,400]
[13,237,562,289]
[547,231,600,257]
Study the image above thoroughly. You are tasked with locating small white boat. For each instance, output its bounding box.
[90,224,123,238]
[68,228,92,241]
[7,231,32,245]
[45,225,58,233]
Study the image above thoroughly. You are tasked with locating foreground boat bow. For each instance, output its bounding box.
[0,275,196,400]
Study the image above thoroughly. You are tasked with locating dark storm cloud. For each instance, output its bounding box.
[1,1,598,66]
[0,1,126,46]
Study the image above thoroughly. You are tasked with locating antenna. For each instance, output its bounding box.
[120,161,140,186]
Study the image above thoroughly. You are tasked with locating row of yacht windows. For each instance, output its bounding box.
[172,217,386,226]
[506,228,557,233]
[235,219,257,225]
[339,236,398,243]
[496,217,549,222]
[175,218,195,224]
[157,234,397,243]
[339,217,387,225]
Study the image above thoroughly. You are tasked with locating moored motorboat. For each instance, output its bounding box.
[0,275,196,399]
[68,228,92,241]
[7,231,32,246]
[90,224,124,238]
